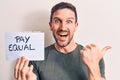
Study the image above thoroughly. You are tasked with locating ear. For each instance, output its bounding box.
[75,22,78,31]
[49,22,53,31]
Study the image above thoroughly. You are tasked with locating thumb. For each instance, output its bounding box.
[27,65,34,80]
[28,65,37,80]
[101,46,112,56]
[29,65,33,72]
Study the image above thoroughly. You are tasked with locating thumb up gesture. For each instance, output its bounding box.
[80,44,111,68]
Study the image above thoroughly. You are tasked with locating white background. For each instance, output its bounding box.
[0,0,120,80]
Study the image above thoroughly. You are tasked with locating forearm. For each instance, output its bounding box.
[87,64,105,80]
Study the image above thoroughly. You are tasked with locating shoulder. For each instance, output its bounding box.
[45,44,54,55]
[76,43,84,50]
[44,44,57,60]
[45,44,54,51]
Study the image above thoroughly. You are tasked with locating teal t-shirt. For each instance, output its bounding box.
[29,44,105,80]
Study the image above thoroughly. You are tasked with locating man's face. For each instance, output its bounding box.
[49,8,78,47]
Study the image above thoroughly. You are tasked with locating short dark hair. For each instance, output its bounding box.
[50,2,78,22]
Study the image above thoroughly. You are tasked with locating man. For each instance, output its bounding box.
[14,2,111,80]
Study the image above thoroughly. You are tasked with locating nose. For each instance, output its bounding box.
[59,22,66,30]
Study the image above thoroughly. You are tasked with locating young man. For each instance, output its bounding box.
[14,2,111,80]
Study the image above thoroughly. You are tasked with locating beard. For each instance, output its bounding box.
[53,29,74,47]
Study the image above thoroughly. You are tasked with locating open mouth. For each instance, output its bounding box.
[56,30,69,40]
[59,34,68,37]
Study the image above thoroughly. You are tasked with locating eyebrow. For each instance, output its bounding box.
[53,17,75,20]
[67,17,75,20]
[53,17,62,22]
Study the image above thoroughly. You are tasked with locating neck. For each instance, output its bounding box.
[54,40,77,54]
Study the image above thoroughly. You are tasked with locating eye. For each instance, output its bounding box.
[54,19,61,23]
[66,20,72,24]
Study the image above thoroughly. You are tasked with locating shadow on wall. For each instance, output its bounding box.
[22,10,54,47]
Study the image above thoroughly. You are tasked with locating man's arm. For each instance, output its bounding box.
[80,44,111,80]
[87,63,105,80]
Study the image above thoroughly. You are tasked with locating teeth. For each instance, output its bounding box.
[57,32,68,37]
[60,34,67,37]
[60,34,66,36]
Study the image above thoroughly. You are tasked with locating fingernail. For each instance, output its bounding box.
[106,46,112,49]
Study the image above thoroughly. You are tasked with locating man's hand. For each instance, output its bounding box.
[80,44,111,80]
[80,44,111,67]
[14,56,37,80]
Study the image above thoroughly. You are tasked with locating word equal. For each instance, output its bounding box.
[8,36,35,51]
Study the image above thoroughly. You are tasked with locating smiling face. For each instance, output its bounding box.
[49,8,78,47]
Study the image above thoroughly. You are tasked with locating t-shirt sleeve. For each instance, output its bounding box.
[99,58,106,78]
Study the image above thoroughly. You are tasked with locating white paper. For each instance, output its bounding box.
[5,32,44,61]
